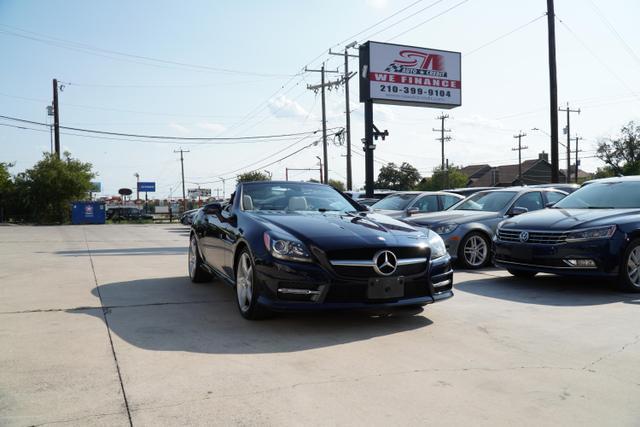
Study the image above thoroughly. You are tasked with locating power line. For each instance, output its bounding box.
[360,0,447,41]
[586,0,640,69]
[0,24,296,78]
[387,0,471,41]
[465,14,546,57]
[0,114,331,141]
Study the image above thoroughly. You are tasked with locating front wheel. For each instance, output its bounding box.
[458,232,491,269]
[507,269,538,279]
[188,236,212,283]
[235,249,271,320]
[620,239,640,293]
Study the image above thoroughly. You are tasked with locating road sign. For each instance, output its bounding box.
[90,182,102,193]
[137,182,156,192]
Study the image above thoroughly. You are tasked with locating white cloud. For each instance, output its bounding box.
[169,122,190,134]
[268,95,310,119]
[197,122,226,133]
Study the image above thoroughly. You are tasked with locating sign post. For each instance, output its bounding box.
[137,182,156,213]
[359,41,461,196]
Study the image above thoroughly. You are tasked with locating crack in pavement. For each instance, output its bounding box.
[128,364,585,413]
[0,299,231,315]
[83,230,134,427]
[583,334,640,371]
[19,409,125,427]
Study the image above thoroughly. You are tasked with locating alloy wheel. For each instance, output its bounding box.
[188,238,197,278]
[236,253,253,312]
[463,235,488,267]
[627,246,640,287]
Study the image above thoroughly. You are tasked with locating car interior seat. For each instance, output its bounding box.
[242,195,254,210]
[288,196,308,211]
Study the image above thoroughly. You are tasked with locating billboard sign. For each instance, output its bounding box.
[137,182,156,192]
[188,188,211,199]
[360,41,461,109]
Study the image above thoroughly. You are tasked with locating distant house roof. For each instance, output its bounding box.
[462,158,566,187]
[460,164,491,179]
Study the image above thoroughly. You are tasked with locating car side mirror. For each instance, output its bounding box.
[509,206,528,216]
[545,202,555,208]
[204,203,222,216]
[406,207,419,216]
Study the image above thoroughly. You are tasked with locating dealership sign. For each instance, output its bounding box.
[359,41,461,109]
[137,182,156,192]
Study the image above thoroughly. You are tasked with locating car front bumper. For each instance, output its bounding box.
[493,234,626,277]
[253,255,453,311]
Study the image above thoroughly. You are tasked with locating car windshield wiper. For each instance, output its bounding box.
[586,206,615,209]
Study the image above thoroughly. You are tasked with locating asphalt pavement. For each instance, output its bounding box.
[1,224,639,426]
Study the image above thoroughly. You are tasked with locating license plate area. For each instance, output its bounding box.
[367,277,405,299]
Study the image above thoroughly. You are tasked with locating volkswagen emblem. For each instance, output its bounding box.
[519,231,530,243]
[373,250,398,276]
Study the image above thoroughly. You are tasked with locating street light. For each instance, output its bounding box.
[218,176,226,200]
[134,172,140,201]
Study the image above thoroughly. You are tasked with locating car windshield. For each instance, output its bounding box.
[454,191,517,212]
[554,181,640,208]
[242,182,360,213]
[371,193,417,210]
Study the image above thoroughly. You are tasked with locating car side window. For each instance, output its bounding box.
[545,191,566,205]
[441,195,461,210]
[414,195,439,212]
[513,192,544,212]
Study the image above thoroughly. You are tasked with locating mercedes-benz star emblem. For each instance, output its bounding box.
[373,250,398,276]
[519,231,530,243]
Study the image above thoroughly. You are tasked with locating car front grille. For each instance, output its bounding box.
[497,229,568,245]
[327,246,429,279]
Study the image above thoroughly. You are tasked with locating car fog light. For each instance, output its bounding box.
[564,259,596,268]
[434,279,452,288]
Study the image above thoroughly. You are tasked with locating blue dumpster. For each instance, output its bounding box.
[71,201,106,225]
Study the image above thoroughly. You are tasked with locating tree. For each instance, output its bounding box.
[596,121,640,175]
[13,152,95,224]
[416,165,468,191]
[236,171,271,183]
[327,179,345,191]
[0,162,14,222]
[375,162,421,190]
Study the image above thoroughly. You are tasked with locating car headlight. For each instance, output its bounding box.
[431,224,458,235]
[428,232,448,260]
[263,232,311,262]
[566,225,616,242]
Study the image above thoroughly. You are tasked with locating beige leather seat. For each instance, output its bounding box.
[288,196,308,211]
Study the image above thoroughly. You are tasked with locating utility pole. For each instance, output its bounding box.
[134,172,140,201]
[306,64,341,184]
[445,159,450,189]
[329,42,358,190]
[559,103,580,183]
[218,176,226,200]
[512,132,529,184]
[547,0,560,183]
[574,135,583,183]
[174,149,189,211]
[433,114,451,171]
[316,156,323,183]
[52,78,61,159]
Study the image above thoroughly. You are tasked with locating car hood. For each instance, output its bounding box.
[250,211,428,250]
[500,208,640,231]
[406,210,500,226]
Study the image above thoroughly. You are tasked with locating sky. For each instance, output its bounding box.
[1,0,639,198]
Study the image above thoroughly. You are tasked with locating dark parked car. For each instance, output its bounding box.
[371,191,463,219]
[405,187,568,269]
[106,206,153,221]
[494,176,640,292]
[189,181,453,319]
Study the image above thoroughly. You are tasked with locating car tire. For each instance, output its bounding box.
[458,232,491,269]
[235,248,271,320]
[507,269,538,278]
[619,238,640,293]
[188,235,212,283]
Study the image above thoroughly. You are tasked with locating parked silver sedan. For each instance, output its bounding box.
[370,191,463,219]
[405,187,568,269]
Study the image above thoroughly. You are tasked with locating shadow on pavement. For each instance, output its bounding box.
[456,273,640,306]
[69,276,433,354]
[52,247,187,256]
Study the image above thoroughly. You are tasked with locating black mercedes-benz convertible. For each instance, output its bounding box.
[188,181,453,319]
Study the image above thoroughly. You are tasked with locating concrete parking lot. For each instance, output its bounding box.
[1,224,639,426]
